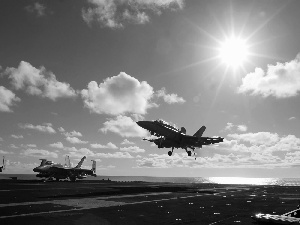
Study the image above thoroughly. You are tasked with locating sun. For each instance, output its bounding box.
[219,37,249,69]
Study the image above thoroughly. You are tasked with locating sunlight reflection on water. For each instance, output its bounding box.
[203,177,280,185]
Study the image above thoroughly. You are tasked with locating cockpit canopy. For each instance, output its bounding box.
[45,161,54,165]
[155,119,179,132]
[155,119,167,124]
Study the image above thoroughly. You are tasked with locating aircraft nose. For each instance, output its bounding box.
[136,121,149,129]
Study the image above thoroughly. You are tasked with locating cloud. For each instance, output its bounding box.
[49,142,64,149]
[82,0,185,28]
[237,125,248,132]
[81,72,155,115]
[11,134,24,139]
[63,130,82,137]
[58,127,65,132]
[224,122,234,131]
[95,151,133,159]
[289,117,296,120]
[66,137,88,144]
[9,144,19,149]
[19,123,56,134]
[5,160,40,173]
[21,149,58,158]
[132,132,300,169]
[237,54,300,98]
[25,2,47,17]
[100,115,148,137]
[64,146,133,158]
[0,150,13,154]
[0,137,3,141]
[220,132,300,154]
[156,87,185,104]
[136,153,192,168]
[121,139,135,145]
[4,61,77,101]
[20,144,37,148]
[120,146,145,153]
[90,142,118,149]
[0,86,20,112]
[227,132,279,146]
[222,123,247,133]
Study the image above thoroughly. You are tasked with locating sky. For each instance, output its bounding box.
[1,0,300,178]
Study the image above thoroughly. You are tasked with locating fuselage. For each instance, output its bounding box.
[137,120,224,150]
[137,120,199,147]
[137,120,181,139]
[33,160,93,180]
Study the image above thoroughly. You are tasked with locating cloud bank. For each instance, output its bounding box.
[82,0,185,28]
[238,54,300,98]
[100,115,148,137]
[25,2,47,17]
[19,123,56,134]
[81,72,155,115]
[4,61,77,101]
[0,86,20,112]
[156,87,185,104]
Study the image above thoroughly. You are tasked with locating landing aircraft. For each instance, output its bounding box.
[33,156,97,181]
[137,119,224,158]
[0,156,5,172]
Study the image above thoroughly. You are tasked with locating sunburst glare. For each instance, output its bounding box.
[219,37,249,69]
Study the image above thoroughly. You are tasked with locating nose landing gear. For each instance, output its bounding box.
[168,147,174,156]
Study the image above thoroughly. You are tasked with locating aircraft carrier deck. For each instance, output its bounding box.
[1,178,300,224]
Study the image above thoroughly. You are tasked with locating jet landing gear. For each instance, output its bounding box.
[168,147,174,156]
[184,148,192,157]
[185,148,197,160]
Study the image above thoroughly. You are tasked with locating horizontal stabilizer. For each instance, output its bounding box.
[193,126,206,137]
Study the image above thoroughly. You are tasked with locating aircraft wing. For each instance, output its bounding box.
[200,137,224,145]
[49,167,94,175]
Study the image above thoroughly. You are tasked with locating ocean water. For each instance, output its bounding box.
[1,174,300,186]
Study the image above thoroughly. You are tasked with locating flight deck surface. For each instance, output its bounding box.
[0,179,299,224]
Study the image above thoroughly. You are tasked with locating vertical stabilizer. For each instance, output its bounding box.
[65,155,71,167]
[193,126,206,137]
[39,159,47,166]
[180,127,186,134]
[3,156,5,170]
[91,160,96,174]
[75,156,86,169]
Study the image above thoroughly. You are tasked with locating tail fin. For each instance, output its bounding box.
[2,156,6,170]
[193,126,206,137]
[39,159,47,166]
[75,156,86,169]
[65,155,71,167]
[180,127,186,134]
[91,160,96,174]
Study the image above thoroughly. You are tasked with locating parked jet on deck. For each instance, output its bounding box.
[137,119,224,158]
[33,156,96,181]
[0,156,6,172]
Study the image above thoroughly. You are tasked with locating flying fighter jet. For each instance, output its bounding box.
[33,156,96,181]
[0,156,6,172]
[136,119,224,158]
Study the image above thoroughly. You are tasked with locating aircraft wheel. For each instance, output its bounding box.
[168,151,172,156]
[56,178,59,182]
[187,151,192,156]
